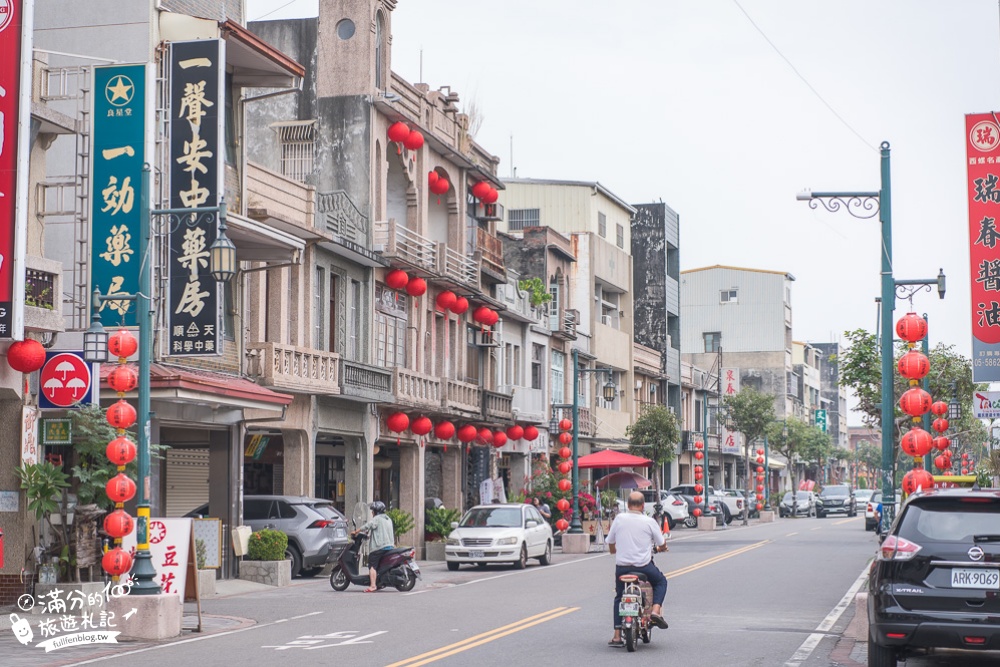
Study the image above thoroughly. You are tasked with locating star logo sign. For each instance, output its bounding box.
[105,75,134,107]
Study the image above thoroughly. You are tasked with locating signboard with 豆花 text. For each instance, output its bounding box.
[966,113,1000,381]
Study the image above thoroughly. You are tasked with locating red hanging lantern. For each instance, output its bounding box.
[558,446,572,459]
[523,425,539,441]
[430,177,450,196]
[934,454,947,469]
[484,309,500,326]
[755,503,763,511]
[558,432,572,445]
[694,441,704,450]
[387,121,410,143]
[457,424,478,443]
[693,495,703,504]
[434,421,455,440]
[558,479,571,491]
[694,451,704,460]
[385,269,409,291]
[471,181,491,200]
[933,436,950,451]
[902,467,934,495]
[555,519,570,531]
[931,418,949,433]
[756,456,764,464]
[451,296,469,315]
[386,412,410,434]
[104,509,134,539]
[106,473,136,503]
[756,485,764,493]
[106,400,137,430]
[899,387,932,417]
[559,419,573,432]
[483,187,499,204]
[6,339,46,373]
[694,471,704,480]
[477,427,493,445]
[896,312,928,343]
[900,427,933,457]
[556,498,570,512]
[930,401,948,416]
[897,350,929,380]
[411,416,433,437]
[756,466,764,473]
[107,364,139,393]
[558,461,571,474]
[472,306,491,324]
[106,436,137,466]
[435,290,457,312]
[506,425,524,441]
[108,329,138,358]
[405,277,427,297]
[694,484,703,494]
[403,130,424,151]
[492,432,507,448]
[757,448,764,456]
[102,547,133,577]
[693,465,703,474]
[692,508,702,517]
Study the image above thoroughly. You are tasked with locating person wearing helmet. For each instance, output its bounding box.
[352,500,395,592]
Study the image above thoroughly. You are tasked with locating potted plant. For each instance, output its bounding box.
[424,507,462,560]
[240,528,291,586]
[15,461,70,582]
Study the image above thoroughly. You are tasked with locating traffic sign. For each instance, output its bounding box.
[38,351,94,409]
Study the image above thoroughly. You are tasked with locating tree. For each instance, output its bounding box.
[766,418,819,497]
[723,388,776,517]
[855,442,882,484]
[626,405,679,494]
[798,426,833,482]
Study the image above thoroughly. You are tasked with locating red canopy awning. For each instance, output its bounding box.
[576,449,652,469]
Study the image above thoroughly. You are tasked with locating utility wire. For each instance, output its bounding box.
[732,0,878,153]
[250,0,305,22]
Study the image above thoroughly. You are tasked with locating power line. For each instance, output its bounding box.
[250,0,305,22]
[732,0,878,153]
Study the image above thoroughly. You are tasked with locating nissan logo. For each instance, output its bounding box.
[969,546,985,562]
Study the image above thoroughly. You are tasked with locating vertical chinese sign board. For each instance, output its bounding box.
[0,0,30,340]
[967,113,1000,382]
[91,64,147,327]
[168,40,224,356]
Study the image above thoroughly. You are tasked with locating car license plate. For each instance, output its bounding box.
[469,550,485,558]
[951,568,1000,589]
[619,602,640,616]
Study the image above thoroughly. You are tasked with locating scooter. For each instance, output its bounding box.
[618,572,654,652]
[329,533,421,592]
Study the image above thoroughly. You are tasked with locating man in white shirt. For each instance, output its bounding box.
[605,491,669,647]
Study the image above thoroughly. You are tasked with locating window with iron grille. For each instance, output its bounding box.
[271,120,317,183]
[598,212,607,237]
[508,208,539,231]
[616,223,624,248]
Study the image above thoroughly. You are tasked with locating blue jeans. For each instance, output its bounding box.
[613,561,667,628]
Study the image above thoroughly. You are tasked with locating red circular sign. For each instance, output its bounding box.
[39,353,92,407]
[0,1,13,35]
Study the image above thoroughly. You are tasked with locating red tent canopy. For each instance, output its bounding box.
[576,449,652,469]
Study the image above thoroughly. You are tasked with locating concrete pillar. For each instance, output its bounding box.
[0,399,29,600]
[343,435,372,522]
[398,444,425,550]
[281,429,314,496]
[441,447,463,510]
[509,453,527,501]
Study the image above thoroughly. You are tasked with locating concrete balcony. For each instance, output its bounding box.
[373,219,437,273]
[340,359,394,403]
[593,320,631,370]
[246,162,316,234]
[248,342,340,395]
[482,390,513,423]
[24,256,65,333]
[443,378,481,417]
[594,405,632,442]
[508,386,546,425]
[393,367,442,411]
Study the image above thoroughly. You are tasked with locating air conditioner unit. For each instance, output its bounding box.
[601,315,613,326]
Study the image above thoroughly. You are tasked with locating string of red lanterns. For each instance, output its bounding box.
[896,312,935,492]
[554,419,573,532]
[103,329,138,580]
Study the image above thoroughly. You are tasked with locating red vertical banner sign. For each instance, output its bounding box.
[966,113,1000,381]
[0,0,29,340]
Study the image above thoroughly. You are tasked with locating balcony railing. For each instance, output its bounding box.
[475,227,506,279]
[482,390,514,422]
[373,219,437,272]
[248,342,340,395]
[317,190,368,245]
[393,367,442,410]
[340,359,394,402]
[551,308,578,341]
[552,405,594,437]
[443,379,481,416]
[439,245,479,290]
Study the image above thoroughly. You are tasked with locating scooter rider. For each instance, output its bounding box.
[351,501,395,593]
[606,491,669,647]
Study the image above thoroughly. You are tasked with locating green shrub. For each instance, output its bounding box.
[247,528,287,561]
[425,507,462,541]
[387,508,414,540]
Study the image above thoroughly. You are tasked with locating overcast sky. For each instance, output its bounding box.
[247,1,999,369]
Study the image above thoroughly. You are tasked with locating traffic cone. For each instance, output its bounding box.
[662,516,671,539]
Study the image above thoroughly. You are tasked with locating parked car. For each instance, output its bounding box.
[677,494,726,528]
[640,489,690,530]
[866,491,903,531]
[854,488,875,513]
[868,488,1000,665]
[669,485,733,524]
[817,484,857,518]
[779,491,818,518]
[445,504,553,570]
[186,495,349,577]
[717,488,749,518]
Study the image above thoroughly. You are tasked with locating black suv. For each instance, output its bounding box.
[868,488,1000,666]
[817,484,856,518]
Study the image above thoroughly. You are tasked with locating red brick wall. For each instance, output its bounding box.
[0,573,31,606]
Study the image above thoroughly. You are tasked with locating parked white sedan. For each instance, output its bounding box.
[445,504,553,571]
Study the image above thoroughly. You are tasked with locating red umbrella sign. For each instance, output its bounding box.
[39,352,93,409]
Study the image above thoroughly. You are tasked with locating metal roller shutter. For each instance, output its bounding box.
[165,448,210,517]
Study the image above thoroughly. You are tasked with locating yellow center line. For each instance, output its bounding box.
[384,607,577,667]
[786,532,798,537]
[666,539,770,578]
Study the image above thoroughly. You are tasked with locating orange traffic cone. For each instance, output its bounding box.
[662,516,671,539]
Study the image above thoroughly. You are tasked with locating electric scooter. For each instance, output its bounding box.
[329,533,421,592]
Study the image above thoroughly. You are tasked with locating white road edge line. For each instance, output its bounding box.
[61,611,325,666]
[784,564,869,667]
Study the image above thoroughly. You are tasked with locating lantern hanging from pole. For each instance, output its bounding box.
[492,432,507,449]
[428,171,439,188]
[106,400,137,430]
[484,309,499,326]
[556,498,570,512]
[6,339,46,373]
[897,350,930,380]
[962,452,969,460]
[558,479,571,492]
[694,441,704,450]
[472,306,491,325]
[757,448,764,456]
[107,364,139,393]
[523,425,539,441]
[933,436,950,451]
[457,424,478,443]
[405,277,427,297]
[102,547,133,577]
[558,446,572,459]
[559,419,573,432]
[108,329,138,358]
[900,427,933,457]
[483,187,499,204]
[451,296,469,315]
[930,401,948,416]
[756,485,764,493]
[411,416,433,437]
[693,495,703,504]
[386,412,410,443]
[471,181,491,200]
[106,436,137,466]
[558,461,571,474]
[694,483,703,494]
[385,269,409,291]
[434,421,455,441]
[477,428,493,445]
[931,418,949,433]
[902,467,934,495]
[387,121,410,144]
[896,312,928,343]
[756,466,764,473]
[692,508,702,517]
[756,456,764,464]
[558,432,572,445]
[106,473,137,503]
[694,451,704,460]
[104,509,134,539]
[962,467,969,475]
[403,130,424,152]
[435,291,457,312]
[555,518,570,531]
[899,387,932,417]
[506,425,524,441]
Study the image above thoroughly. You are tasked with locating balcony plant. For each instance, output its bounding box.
[518,277,552,309]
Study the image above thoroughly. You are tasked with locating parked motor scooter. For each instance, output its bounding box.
[329,533,421,592]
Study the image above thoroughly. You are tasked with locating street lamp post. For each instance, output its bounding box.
[83,165,235,593]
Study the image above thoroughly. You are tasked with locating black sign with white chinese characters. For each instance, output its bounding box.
[168,39,224,356]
